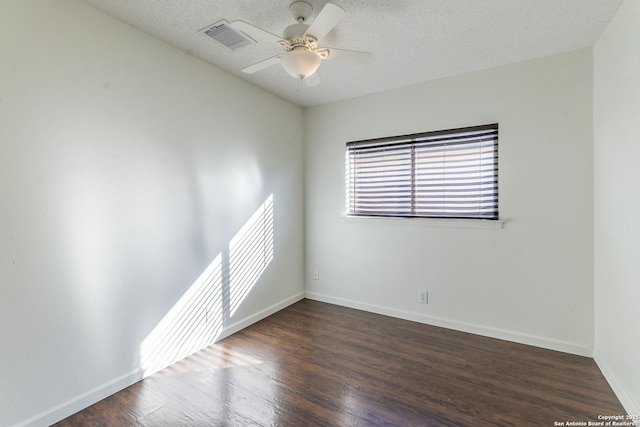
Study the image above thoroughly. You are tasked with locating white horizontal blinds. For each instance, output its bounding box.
[413,125,498,218]
[346,139,414,216]
[346,124,498,219]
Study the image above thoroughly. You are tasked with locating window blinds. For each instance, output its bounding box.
[346,124,498,219]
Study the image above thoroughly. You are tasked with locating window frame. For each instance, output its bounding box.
[345,123,499,221]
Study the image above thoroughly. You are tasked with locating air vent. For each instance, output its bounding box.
[200,20,254,50]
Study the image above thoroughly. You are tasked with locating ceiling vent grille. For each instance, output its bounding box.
[200,20,254,50]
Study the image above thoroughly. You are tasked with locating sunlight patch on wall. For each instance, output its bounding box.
[229,194,274,316]
[139,194,275,376]
[139,253,223,376]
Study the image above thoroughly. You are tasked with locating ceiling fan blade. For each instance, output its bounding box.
[242,55,282,74]
[305,73,321,87]
[320,48,373,64]
[229,20,283,45]
[304,3,345,41]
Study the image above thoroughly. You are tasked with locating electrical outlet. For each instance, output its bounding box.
[419,290,428,304]
[313,269,319,280]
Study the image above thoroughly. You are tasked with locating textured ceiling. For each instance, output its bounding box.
[82,0,622,107]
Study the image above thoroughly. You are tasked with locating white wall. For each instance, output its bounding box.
[305,49,595,356]
[0,1,304,426]
[594,0,640,417]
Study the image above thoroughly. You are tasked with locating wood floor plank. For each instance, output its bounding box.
[54,299,626,426]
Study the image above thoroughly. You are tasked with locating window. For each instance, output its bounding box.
[345,124,498,220]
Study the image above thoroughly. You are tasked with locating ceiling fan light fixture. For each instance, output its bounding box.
[280,48,321,79]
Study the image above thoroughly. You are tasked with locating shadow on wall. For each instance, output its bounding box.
[139,194,274,377]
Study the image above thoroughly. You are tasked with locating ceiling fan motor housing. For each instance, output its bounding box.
[284,23,310,40]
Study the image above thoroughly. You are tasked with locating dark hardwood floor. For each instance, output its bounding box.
[55,299,626,426]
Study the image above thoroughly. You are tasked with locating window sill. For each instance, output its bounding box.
[342,214,505,229]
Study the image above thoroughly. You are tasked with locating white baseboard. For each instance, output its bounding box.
[13,369,144,427]
[15,292,305,427]
[594,350,640,424]
[305,292,593,357]
[217,292,305,341]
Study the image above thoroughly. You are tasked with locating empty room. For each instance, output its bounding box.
[1,0,638,426]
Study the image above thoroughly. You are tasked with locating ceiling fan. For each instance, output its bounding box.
[229,1,372,85]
